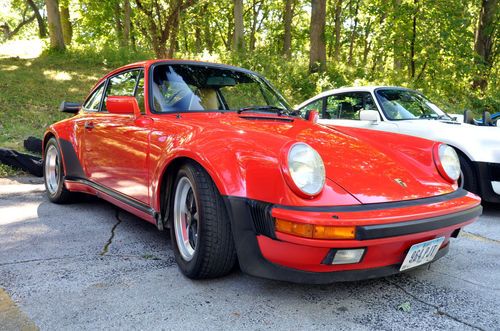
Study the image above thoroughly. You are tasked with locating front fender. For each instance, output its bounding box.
[150,133,359,212]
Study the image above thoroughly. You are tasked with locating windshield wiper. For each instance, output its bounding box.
[436,114,451,120]
[237,105,287,115]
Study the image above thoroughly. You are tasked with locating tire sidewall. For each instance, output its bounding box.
[43,138,65,202]
[170,165,205,276]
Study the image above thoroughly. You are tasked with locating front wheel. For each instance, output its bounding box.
[170,163,236,279]
[458,154,478,194]
[44,138,73,203]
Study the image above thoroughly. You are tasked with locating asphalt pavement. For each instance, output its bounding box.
[0,177,499,330]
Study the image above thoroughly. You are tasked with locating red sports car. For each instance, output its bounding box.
[43,60,481,283]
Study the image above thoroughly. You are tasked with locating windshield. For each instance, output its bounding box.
[375,89,451,121]
[151,64,291,114]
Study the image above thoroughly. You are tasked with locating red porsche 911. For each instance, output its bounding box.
[43,60,481,283]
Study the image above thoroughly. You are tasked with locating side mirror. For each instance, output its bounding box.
[106,96,141,117]
[59,101,81,114]
[305,109,319,123]
[359,110,380,122]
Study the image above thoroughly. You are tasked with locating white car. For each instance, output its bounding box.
[297,86,500,203]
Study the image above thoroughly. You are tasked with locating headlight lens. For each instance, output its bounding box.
[436,144,460,182]
[287,143,326,196]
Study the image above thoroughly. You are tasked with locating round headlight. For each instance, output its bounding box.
[287,143,326,197]
[435,144,460,183]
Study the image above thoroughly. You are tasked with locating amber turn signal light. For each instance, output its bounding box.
[275,219,355,240]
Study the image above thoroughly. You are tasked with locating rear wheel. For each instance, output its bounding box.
[44,138,73,203]
[170,163,236,279]
[458,154,478,194]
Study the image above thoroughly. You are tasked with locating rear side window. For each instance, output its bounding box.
[82,84,105,112]
[103,70,141,111]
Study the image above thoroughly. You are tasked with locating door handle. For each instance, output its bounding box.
[84,122,94,130]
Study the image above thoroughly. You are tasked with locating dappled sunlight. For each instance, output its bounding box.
[43,69,73,81]
[0,64,19,71]
[0,201,43,225]
[0,39,43,59]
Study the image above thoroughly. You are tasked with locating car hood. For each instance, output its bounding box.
[400,119,499,136]
[203,114,453,204]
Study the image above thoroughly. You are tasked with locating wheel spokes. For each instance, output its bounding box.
[174,178,199,261]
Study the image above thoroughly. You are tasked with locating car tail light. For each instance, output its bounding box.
[275,219,355,240]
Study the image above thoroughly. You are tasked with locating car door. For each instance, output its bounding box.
[83,69,152,204]
[315,92,395,131]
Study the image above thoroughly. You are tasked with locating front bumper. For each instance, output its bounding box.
[475,162,500,203]
[223,189,481,284]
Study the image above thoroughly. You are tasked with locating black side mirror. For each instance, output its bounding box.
[60,101,81,114]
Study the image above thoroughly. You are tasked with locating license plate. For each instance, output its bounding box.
[400,237,445,271]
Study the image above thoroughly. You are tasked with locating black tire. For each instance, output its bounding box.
[170,162,236,279]
[458,154,478,194]
[43,137,74,204]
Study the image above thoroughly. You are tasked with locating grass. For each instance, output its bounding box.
[0,54,109,151]
[0,51,110,177]
[0,46,152,177]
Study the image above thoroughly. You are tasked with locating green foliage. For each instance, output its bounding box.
[0,0,498,145]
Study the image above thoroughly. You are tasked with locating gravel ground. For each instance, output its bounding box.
[0,177,499,331]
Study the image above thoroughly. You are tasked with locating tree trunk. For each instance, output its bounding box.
[60,5,72,45]
[409,0,418,78]
[233,0,245,52]
[362,19,372,65]
[347,0,359,65]
[203,4,213,53]
[114,1,125,48]
[44,0,65,50]
[309,0,327,73]
[124,0,131,48]
[282,0,294,58]
[26,0,47,38]
[333,0,342,61]
[392,0,403,70]
[472,0,498,90]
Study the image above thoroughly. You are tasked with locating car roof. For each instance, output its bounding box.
[96,59,263,88]
[296,86,415,108]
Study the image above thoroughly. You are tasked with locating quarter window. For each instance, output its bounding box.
[135,71,145,114]
[299,98,323,117]
[82,84,105,112]
[103,70,141,112]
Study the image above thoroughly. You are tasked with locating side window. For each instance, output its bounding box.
[300,98,323,117]
[82,84,105,112]
[134,71,145,114]
[325,92,376,120]
[103,70,140,111]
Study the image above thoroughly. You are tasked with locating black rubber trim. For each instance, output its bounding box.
[239,116,294,122]
[223,196,452,284]
[475,161,500,203]
[356,205,482,240]
[65,176,157,218]
[59,139,86,178]
[275,189,468,213]
[147,61,293,115]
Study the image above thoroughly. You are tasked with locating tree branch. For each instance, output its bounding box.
[4,14,36,39]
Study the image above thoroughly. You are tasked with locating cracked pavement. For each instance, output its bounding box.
[0,177,499,330]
